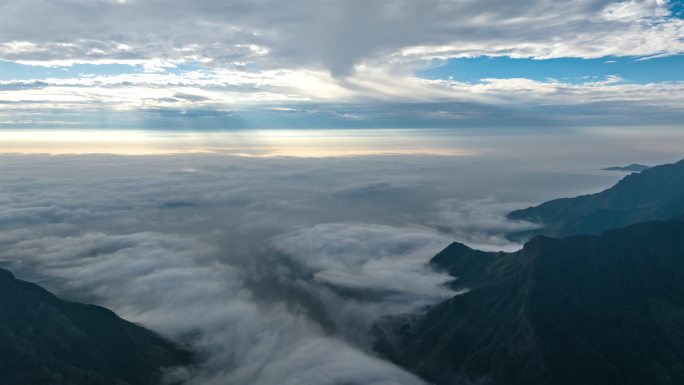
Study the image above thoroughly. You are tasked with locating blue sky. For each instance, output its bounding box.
[0,61,204,81]
[0,61,147,80]
[417,55,684,84]
[3,54,682,84]
[673,0,684,17]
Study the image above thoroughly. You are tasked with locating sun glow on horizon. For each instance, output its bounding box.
[0,129,478,157]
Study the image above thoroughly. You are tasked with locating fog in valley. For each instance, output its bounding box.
[1,129,680,384]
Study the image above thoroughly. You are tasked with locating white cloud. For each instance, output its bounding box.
[2,66,683,120]
[0,148,675,383]
[273,223,454,299]
[1,0,682,73]
[1,1,682,127]
[0,230,427,385]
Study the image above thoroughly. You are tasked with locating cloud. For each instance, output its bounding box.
[1,1,682,128]
[274,223,451,295]
[0,230,428,385]
[1,0,682,74]
[2,66,683,129]
[430,198,540,251]
[0,151,672,384]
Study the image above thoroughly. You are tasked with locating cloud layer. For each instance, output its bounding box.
[2,67,683,129]
[2,0,683,72]
[1,0,683,128]
[0,149,650,384]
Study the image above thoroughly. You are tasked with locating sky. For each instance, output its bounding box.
[1,0,683,131]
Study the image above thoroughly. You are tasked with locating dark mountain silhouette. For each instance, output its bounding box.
[507,158,684,241]
[0,268,192,385]
[602,163,650,172]
[374,219,684,385]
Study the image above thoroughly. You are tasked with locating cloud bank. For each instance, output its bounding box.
[0,150,646,384]
[2,0,682,72]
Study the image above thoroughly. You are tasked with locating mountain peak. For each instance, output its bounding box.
[430,242,473,266]
[375,219,684,385]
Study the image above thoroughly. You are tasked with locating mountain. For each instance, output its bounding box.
[507,158,684,240]
[0,268,192,385]
[602,164,650,172]
[373,219,684,385]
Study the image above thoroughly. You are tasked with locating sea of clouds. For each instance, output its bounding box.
[0,152,629,384]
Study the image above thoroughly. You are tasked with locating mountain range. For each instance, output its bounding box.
[374,158,684,385]
[507,158,684,241]
[602,164,650,172]
[0,268,191,385]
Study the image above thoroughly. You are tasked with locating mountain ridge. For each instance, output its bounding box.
[0,267,192,385]
[374,218,684,385]
[602,163,650,172]
[506,158,684,240]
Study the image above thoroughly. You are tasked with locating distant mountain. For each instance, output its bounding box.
[0,268,191,385]
[602,163,650,172]
[374,219,684,385]
[507,158,684,240]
